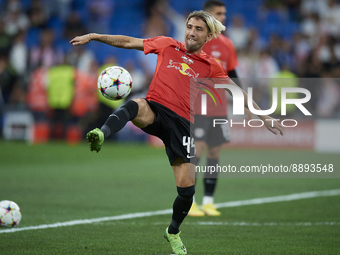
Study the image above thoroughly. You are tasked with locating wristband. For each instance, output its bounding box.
[88,33,91,42]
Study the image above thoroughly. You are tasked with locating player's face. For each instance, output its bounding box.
[185,17,212,54]
[208,6,226,24]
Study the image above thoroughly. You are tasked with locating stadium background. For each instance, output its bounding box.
[0,0,340,148]
[0,1,340,254]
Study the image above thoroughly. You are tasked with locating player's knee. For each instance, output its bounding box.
[121,100,139,121]
[131,98,155,127]
[131,98,145,115]
[131,98,144,107]
[133,98,151,115]
[177,185,195,202]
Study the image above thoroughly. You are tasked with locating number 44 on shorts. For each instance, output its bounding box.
[183,136,196,159]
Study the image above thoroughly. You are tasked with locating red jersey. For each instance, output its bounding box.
[194,34,238,117]
[143,36,229,122]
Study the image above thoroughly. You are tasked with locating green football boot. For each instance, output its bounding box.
[86,128,104,153]
[164,227,187,255]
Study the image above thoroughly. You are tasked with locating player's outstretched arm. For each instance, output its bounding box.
[225,79,283,136]
[70,33,144,51]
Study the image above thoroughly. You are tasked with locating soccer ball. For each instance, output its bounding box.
[97,66,132,100]
[0,200,22,228]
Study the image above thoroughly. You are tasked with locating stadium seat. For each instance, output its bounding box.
[25,28,42,48]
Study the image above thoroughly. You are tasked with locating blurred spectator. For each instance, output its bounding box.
[301,13,328,47]
[29,28,64,70]
[323,0,340,37]
[263,0,285,9]
[247,27,266,52]
[300,0,328,17]
[0,19,12,56]
[316,71,340,118]
[144,0,158,17]
[26,67,48,114]
[70,64,99,143]
[9,30,28,77]
[0,54,19,105]
[254,50,280,78]
[86,0,114,34]
[301,49,323,78]
[63,11,88,40]
[236,49,255,79]
[227,15,250,50]
[268,34,282,59]
[332,64,340,78]
[46,63,76,141]
[275,39,295,71]
[27,0,49,29]
[0,54,17,137]
[316,35,340,71]
[46,0,72,21]
[26,67,50,143]
[137,1,168,85]
[142,0,169,38]
[156,0,186,42]
[235,47,258,89]
[253,50,280,109]
[299,50,322,113]
[124,60,147,95]
[283,0,302,21]
[292,32,310,75]
[258,0,289,23]
[1,0,29,36]
[66,46,95,73]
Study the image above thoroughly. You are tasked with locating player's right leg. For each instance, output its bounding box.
[165,158,195,255]
[86,98,155,152]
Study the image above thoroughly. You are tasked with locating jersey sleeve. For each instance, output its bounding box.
[143,36,177,55]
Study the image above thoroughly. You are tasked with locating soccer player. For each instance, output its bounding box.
[189,0,241,217]
[70,11,283,255]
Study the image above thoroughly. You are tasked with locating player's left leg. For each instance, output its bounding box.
[165,158,195,255]
[201,144,221,216]
[86,98,155,152]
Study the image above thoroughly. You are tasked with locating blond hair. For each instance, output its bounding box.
[186,10,226,38]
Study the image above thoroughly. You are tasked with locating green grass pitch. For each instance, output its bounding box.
[0,141,339,254]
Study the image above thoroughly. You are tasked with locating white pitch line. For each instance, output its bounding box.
[193,221,340,226]
[0,209,172,234]
[214,189,340,208]
[1,189,339,234]
[152,221,340,226]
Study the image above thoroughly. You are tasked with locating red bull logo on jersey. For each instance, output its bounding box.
[167,59,199,81]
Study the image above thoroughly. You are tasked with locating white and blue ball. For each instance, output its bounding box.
[97,66,132,101]
[0,200,22,228]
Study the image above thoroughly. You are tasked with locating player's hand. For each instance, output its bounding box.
[70,34,91,46]
[263,116,283,136]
